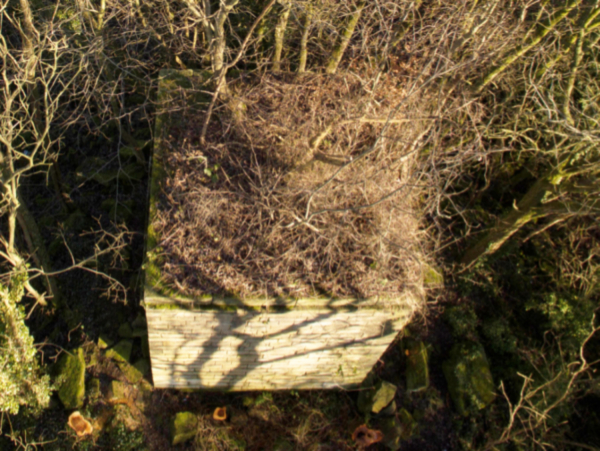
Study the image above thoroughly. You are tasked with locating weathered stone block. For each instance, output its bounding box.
[442,341,495,415]
[118,361,144,384]
[98,334,113,349]
[405,339,429,392]
[54,348,86,409]
[143,69,423,391]
[358,379,397,414]
[110,380,127,400]
[106,340,133,363]
[376,408,416,450]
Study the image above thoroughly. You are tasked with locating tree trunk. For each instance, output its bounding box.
[326,2,365,74]
[297,3,313,73]
[213,0,239,73]
[563,30,584,125]
[12,0,62,305]
[16,196,61,306]
[461,176,556,266]
[273,1,291,72]
[202,0,214,51]
[474,0,582,91]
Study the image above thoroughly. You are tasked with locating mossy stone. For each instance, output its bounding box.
[370,380,397,413]
[106,340,133,363]
[133,359,150,377]
[357,380,397,414]
[379,400,397,416]
[423,264,444,287]
[55,348,86,409]
[376,408,416,450]
[135,380,153,411]
[378,417,402,450]
[83,342,100,368]
[118,323,133,338]
[118,361,144,384]
[134,394,149,413]
[87,352,99,368]
[398,408,417,439]
[86,377,101,401]
[98,334,113,349]
[442,341,496,416]
[111,403,140,430]
[171,411,198,445]
[132,314,147,329]
[405,340,429,392]
[110,380,127,400]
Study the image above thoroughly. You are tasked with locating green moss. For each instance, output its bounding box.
[84,343,100,368]
[105,340,133,363]
[482,317,517,354]
[170,411,198,445]
[143,261,161,288]
[118,361,144,384]
[145,302,183,310]
[105,423,146,451]
[214,428,246,450]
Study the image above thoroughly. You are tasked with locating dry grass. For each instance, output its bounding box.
[153,71,431,300]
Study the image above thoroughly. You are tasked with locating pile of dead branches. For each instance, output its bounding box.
[152,71,431,300]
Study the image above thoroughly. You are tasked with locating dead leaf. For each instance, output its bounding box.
[352,424,383,448]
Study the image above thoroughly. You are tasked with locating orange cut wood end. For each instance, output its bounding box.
[213,406,227,421]
[68,411,94,437]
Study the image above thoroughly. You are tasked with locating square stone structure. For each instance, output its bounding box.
[145,70,422,390]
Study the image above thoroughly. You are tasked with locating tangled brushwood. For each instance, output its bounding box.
[152,71,431,299]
